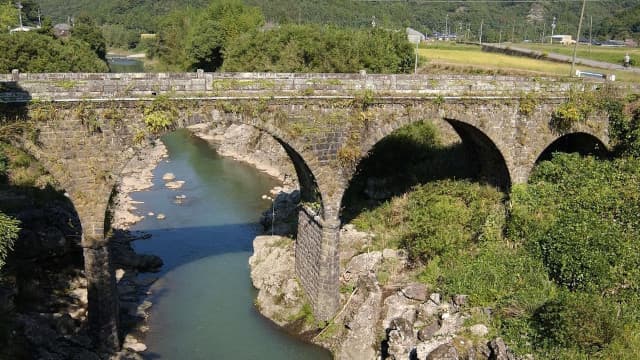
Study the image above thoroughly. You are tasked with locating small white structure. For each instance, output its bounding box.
[9,25,35,33]
[53,23,72,38]
[550,35,576,45]
[406,27,425,44]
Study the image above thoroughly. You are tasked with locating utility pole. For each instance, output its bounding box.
[542,22,546,43]
[414,39,419,74]
[511,22,515,43]
[499,29,502,45]
[16,1,23,29]
[479,20,483,45]
[571,0,586,77]
[445,14,448,38]
[551,16,556,44]
[589,15,593,55]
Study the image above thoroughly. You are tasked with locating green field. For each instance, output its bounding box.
[417,42,640,82]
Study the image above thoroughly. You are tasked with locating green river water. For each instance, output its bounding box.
[130,130,331,359]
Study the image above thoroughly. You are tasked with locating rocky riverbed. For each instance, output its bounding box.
[188,123,298,189]
[249,226,522,360]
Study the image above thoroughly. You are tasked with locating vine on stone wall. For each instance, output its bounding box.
[337,108,373,173]
[74,101,102,134]
[518,92,539,117]
[550,87,615,134]
[143,95,177,133]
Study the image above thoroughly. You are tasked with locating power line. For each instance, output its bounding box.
[355,0,609,3]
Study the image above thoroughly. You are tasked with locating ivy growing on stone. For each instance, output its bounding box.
[143,95,178,133]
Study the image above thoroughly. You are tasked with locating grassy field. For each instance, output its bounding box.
[417,42,640,82]
[516,43,640,67]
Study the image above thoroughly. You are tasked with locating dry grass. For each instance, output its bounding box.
[517,43,640,66]
[417,44,640,82]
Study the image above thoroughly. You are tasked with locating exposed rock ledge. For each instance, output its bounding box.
[249,230,522,360]
[188,123,298,189]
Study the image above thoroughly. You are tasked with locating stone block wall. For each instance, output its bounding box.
[295,206,324,315]
[0,71,615,102]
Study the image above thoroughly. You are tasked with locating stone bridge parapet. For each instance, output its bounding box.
[1,71,592,101]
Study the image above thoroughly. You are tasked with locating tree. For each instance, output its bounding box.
[0,0,17,31]
[0,31,109,72]
[73,14,107,60]
[146,7,196,70]
[222,24,415,73]
[184,0,263,71]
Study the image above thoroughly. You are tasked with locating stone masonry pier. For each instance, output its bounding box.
[0,72,618,352]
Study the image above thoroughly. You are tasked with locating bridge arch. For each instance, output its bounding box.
[0,136,121,352]
[5,101,332,351]
[339,113,512,222]
[443,118,512,189]
[534,131,610,165]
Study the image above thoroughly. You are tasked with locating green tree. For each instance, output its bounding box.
[73,14,107,60]
[146,7,196,70]
[0,31,109,72]
[222,24,415,73]
[185,0,263,71]
[0,0,17,31]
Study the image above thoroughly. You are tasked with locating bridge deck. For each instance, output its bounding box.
[0,72,594,103]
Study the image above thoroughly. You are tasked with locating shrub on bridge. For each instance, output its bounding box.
[143,95,178,133]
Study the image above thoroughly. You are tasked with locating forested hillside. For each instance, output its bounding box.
[36,0,640,50]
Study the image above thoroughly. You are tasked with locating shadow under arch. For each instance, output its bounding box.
[535,132,610,164]
[443,118,511,190]
[273,138,323,213]
[339,118,510,224]
[0,142,88,358]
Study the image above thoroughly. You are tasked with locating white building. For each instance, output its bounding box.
[549,35,576,45]
[406,27,426,44]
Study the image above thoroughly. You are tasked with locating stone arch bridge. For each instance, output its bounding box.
[0,72,616,351]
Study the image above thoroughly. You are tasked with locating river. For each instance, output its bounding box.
[129,130,331,359]
[107,56,145,73]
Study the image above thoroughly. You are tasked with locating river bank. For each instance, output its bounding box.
[249,230,521,360]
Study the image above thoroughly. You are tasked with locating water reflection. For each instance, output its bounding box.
[108,56,145,73]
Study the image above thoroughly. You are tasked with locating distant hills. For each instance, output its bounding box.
[36,0,640,47]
